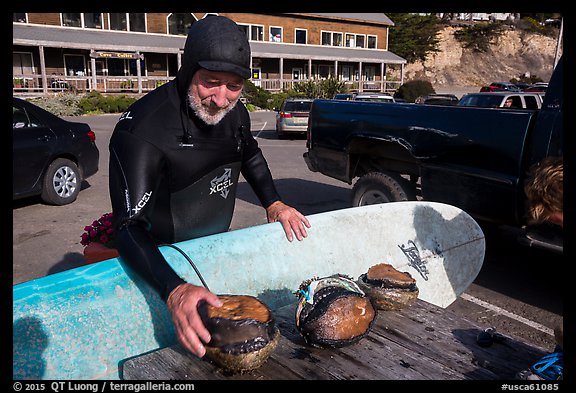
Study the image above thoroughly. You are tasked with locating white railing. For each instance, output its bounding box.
[13,75,402,96]
[257,78,401,93]
[12,75,172,95]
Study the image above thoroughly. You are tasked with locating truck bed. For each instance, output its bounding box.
[305,100,539,224]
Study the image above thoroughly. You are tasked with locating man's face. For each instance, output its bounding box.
[188,68,244,125]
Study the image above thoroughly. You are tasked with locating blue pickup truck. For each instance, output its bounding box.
[304,57,563,252]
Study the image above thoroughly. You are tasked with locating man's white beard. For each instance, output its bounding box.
[188,91,239,125]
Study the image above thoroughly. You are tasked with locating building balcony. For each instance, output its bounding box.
[13,75,402,96]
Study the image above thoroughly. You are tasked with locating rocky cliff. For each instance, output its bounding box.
[403,26,562,92]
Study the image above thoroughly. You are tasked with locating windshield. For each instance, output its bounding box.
[458,95,504,108]
[283,101,313,112]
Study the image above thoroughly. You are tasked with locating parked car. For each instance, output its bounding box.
[353,93,395,103]
[479,82,522,92]
[13,97,99,205]
[513,83,532,91]
[458,92,543,109]
[415,94,459,106]
[333,93,357,100]
[524,82,548,93]
[275,97,314,138]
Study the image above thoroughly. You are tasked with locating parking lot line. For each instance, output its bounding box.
[461,293,554,336]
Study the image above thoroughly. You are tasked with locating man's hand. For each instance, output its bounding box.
[166,283,222,358]
[266,201,311,241]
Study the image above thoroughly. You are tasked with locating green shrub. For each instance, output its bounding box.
[29,93,83,116]
[245,103,257,112]
[290,76,346,99]
[27,91,137,116]
[78,91,102,113]
[318,77,346,98]
[242,80,272,109]
[394,80,435,103]
[78,91,137,114]
[292,79,321,98]
[269,92,290,111]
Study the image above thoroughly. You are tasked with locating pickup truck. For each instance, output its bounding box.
[304,57,563,252]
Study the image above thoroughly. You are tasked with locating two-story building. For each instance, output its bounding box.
[13,12,407,96]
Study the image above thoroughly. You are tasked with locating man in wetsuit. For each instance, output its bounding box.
[109,15,311,358]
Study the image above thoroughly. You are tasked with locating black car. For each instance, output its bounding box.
[415,94,459,106]
[13,97,99,205]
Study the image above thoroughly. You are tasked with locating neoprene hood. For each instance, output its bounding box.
[176,15,251,97]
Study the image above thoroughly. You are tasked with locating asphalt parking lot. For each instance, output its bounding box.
[13,110,562,358]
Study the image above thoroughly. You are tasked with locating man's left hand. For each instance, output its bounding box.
[266,201,311,241]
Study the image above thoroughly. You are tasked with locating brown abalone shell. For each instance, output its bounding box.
[296,275,376,348]
[357,263,419,310]
[198,294,279,373]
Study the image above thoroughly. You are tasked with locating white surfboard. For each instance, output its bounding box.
[165,200,485,309]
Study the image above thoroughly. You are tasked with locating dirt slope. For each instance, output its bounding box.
[404,26,562,93]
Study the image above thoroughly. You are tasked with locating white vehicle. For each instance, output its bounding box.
[353,93,395,103]
[458,92,543,109]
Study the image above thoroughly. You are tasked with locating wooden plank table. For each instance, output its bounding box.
[121,300,548,380]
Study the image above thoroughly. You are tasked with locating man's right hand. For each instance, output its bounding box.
[166,283,223,357]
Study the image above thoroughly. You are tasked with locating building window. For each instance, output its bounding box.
[168,13,196,36]
[345,33,367,48]
[295,29,307,44]
[107,59,127,76]
[13,13,27,23]
[318,64,334,79]
[129,13,146,32]
[61,13,103,29]
[364,66,375,81]
[250,25,264,41]
[64,54,86,77]
[333,32,343,47]
[269,26,282,42]
[84,13,103,29]
[109,13,146,32]
[342,65,353,81]
[107,58,142,76]
[109,13,127,30]
[13,52,34,76]
[345,33,355,47]
[367,35,377,49]
[62,13,81,27]
[322,31,343,47]
[238,24,264,41]
[238,24,249,39]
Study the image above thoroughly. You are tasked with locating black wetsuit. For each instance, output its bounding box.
[109,80,280,301]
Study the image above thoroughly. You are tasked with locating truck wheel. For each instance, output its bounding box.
[351,172,415,207]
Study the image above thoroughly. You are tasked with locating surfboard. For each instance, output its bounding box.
[13,201,485,380]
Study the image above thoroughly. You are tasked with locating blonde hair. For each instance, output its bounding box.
[524,156,563,225]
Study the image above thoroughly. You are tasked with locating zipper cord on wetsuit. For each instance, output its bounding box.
[158,243,210,291]
[180,97,194,145]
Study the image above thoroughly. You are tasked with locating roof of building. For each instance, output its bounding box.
[14,23,406,64]
[295,13,395,26]
[251,41,406,64]
[13,23,186,53]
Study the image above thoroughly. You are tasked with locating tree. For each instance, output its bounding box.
[453,22,504,52]
[387,13,442,63]
[394,80,435,103]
